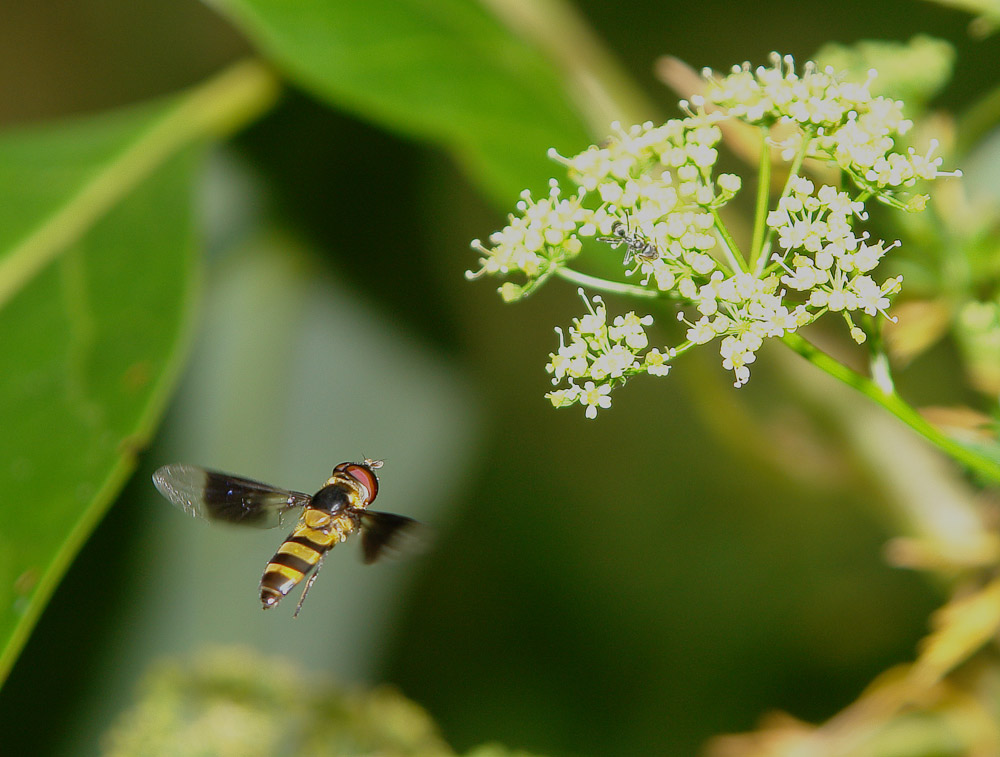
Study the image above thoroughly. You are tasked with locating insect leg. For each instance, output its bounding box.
[293,550,328,618]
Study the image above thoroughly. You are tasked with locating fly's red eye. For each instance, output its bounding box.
[339,463,378,503]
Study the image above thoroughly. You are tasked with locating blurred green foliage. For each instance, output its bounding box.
[814,35,956,106]
[103,647,455,757]
[215,0,593,204]
[102,646,547,755]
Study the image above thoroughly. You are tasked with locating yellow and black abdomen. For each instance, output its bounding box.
[259,507,358,608]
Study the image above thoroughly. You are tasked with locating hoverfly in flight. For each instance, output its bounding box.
[152,459,418,616]
[597,219,661,265]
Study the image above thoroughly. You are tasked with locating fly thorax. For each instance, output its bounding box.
[332,514,355,542]
[310,483,355,513]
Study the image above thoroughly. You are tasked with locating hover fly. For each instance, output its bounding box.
[152,459,418,616]
[597,219,661,265]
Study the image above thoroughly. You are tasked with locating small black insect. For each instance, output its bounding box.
[597,220,661,265]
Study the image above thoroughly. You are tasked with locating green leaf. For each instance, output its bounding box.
[0,62,279,685]
[212,0,592,203]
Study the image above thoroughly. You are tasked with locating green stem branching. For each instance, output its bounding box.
[749,126,771,271]
[755,131,813,276]
[711,209,748,273]
[781,331,1000,485]
[555,266,661,298]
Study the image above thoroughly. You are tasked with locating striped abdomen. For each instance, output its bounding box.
[259,507,358,609]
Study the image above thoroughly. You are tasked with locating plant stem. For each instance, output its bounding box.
[554,266,660,298]
[749,126,771,271]
[711,209,749,273]
[781,331,1000,484]
[756,131,812,276]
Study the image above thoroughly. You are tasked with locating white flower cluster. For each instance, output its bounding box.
[467,179,588,301]
[708,53,883,129]
[545,290,671,418]
[681,272,813,386]
[469,52,955,417]
[466,117,742,301]
[708,52,950,204]
[552,117,734,208]
[768,176,902,342]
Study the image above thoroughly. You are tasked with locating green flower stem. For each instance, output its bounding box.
[781,331,1000,484]
[517,264,559,298]
[711,209,749,273]
[554,266,660,298]
[669,340,696,358]
[749,126,771,272]
[756,131,813,276]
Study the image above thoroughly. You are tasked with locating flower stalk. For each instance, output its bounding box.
[553,267,661,299]
[780,331,1000,484]
[749,126,771,270]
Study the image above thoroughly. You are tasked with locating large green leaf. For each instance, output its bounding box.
[212,0,593,203]
[0,62,278,684]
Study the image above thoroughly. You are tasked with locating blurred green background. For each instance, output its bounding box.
[0,0,997,755]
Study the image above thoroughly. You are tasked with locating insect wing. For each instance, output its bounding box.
[359,511,422,564]
[152,464,311,528]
